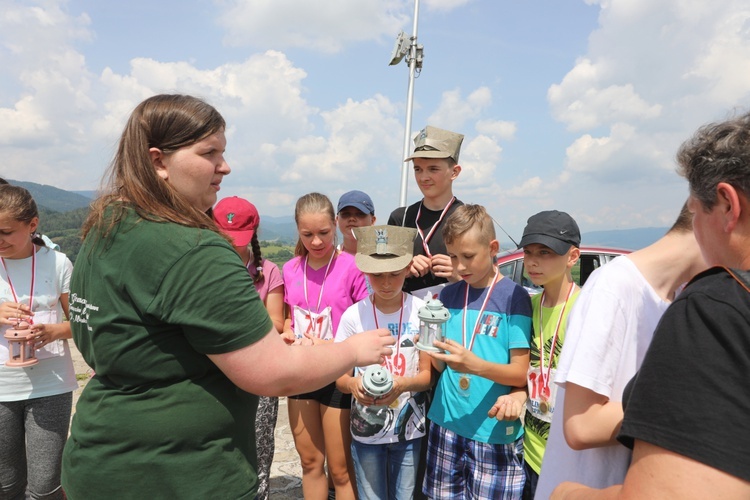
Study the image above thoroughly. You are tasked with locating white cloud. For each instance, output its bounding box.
[3,0,749,242]
[504,176,545,198]
[475,119,516,141]
[565,122,635,174]
[279,94,402,183]
[0,1,99,183]
[423,0,474,11]
[546,0,750,204]
[427,87,492,129]
[215,0,409,52]
[0,96,52,146]
[549,70,662,131]
[554,0,750,123]
[458,134,501,189]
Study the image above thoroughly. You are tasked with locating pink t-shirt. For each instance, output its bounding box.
[282,251,368,337]
[249,258,283,302]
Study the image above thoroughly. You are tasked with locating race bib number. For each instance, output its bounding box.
[292,305,334,341]
[526,367,559,423]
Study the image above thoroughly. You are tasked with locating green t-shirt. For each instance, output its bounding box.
[62,207,273,499]
[524,288,580,474]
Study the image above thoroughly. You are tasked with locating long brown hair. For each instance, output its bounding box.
[0,185,45,246]
[82,94,227,239]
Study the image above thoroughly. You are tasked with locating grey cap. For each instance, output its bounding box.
[354,225,417,273]
[404,125,464,163]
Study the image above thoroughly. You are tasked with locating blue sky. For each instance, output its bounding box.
[3,0,750,242]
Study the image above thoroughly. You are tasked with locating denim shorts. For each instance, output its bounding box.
[351,438,421,500]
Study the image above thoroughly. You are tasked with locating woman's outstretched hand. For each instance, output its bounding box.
[345,328,395,367]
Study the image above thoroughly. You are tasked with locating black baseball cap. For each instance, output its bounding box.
[519,210,581,255]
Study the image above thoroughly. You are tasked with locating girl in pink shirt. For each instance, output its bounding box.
[283,192,368,500]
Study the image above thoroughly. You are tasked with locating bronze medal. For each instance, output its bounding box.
[459,375,470,391]
[539,400,549,414]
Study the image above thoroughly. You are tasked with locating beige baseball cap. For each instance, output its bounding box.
[354,225,417,273]
[404,125,465,163]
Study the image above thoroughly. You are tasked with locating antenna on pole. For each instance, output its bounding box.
[390,0,423,208]
[490,216,520,248]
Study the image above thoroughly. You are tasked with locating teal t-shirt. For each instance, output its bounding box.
[429,277,532,444]
[62,207,273,499]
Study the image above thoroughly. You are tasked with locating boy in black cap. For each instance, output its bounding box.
[489,209,581,499]
[388,125,464,300]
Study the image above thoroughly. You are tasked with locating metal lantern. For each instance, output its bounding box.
[416,298,451,352]
[4,321,38,367]
[362,365,394,398]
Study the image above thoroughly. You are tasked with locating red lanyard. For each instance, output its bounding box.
[1,249,36,324]
[538,282,575,391]
[462,267,501,352]
[415,197,456,257]
[372,293,405,373]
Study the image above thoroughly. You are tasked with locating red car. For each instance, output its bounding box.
[496,245,632,294]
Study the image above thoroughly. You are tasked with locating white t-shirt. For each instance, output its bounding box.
[535,256,670,498]
[0,246,78,401]
[335,293,427,444]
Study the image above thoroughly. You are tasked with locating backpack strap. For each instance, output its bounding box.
[724,267,750,293]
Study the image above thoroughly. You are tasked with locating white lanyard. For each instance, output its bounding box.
[302,250,335,314]
[538,282,575,391]
[371,293,405,373]
[1,249,36,323]
[415,197,456,257]
[462,266,501,352]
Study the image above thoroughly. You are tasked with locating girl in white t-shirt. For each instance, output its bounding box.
[0,184,76,500]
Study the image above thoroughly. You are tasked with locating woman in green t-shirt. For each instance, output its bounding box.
[61,94,395,499]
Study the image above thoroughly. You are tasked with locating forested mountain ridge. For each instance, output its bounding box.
[9,179,92,212]
[39,206,89,263]
[3,179,664,264]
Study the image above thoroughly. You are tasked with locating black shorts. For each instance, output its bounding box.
[288,382,352,409]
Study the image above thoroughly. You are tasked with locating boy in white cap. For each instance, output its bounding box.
[335,225,433,499]
[388,126,464,301]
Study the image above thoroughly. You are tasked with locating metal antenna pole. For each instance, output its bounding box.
[398,0,421,208]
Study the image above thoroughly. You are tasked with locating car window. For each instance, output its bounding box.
[519,252,605,293]
[498,260,517,281]
[578,253,601,286]
[502,249,628,296]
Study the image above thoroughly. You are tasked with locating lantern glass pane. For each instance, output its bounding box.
[430,324,443,343]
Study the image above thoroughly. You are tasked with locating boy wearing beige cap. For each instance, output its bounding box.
[388,125,464,301]
[336,225,433,499]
